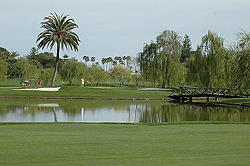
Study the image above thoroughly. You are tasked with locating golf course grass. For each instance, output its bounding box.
[1,123,250,166]
[1,79,250,165]
[0,79,172,99]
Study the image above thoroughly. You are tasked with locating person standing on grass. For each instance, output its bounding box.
[81,77,84,87]
[24,80,29,87]
[38,79,43,87]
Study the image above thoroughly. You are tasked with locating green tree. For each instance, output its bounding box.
[14,59,28,78]
[180,34,192,63]
[36,52,58,69]
[6,58,18,78]
[26,47,39,60]
[88,65,108,86]
[186,46,207,86]
[61,58,86,86]
[37,12,80,86]
[156,30,184,87]
[0,47,19,60]
[138,30,185,88]
[40,68,56,86]
[110,65,131,87]
[230,30,250,88]
[138,42,160,87]
[14,59,41,85]
[200,30,226,87]
[0,60,8,82]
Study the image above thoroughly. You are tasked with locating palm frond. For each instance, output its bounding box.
[37,12,80,52]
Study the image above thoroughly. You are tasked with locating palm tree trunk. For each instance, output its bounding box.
[52,107,57,122]
[51,43,60,86]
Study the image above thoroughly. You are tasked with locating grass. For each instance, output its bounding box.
[0,123,250,166]
[1,79,250,165]
[220,98,250,104]
[0,78,171,99]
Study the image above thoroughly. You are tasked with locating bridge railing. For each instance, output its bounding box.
[170,87,250,98]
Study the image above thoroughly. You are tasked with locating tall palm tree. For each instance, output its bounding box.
[102,58,107,71]
[91,56,95,66]
[37,12,80,86]
[85,56,90,63]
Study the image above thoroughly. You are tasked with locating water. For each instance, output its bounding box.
[0,99,249,123]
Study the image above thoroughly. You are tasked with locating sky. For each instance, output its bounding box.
[1,0,250,62]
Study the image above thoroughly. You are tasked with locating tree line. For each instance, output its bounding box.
[137,30,250,89]
[1,12,249,89]
[0,46,135,87]
[0,13,135,87]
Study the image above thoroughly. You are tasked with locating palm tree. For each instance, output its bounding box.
[107,57,113,70]
[126,56,131,68]
[102,58,107,71]
[85,56,90,63]
[91,56,95,66]
[37,12,80,86]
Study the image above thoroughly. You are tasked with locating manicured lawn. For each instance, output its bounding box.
[0,123,250,165]
[0,85,171,99]
[220,98,250,104]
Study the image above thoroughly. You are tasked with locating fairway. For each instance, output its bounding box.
[1,123,250,165]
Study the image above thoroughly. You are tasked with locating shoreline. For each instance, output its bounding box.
[0,96,249,107]
[0,96,169,101]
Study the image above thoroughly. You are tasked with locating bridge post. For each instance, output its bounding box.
[206,96,209,105]
[190,96,192,102]
[180,96,184,102]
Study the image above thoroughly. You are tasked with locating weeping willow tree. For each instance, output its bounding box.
[138,42,161,87]
[156,30,185,87]
[187,30,235,88]
[230,30,250,89]
[138,30,185,88]
[187,30,229,88]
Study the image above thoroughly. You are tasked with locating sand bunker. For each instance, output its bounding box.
[139,88,173,91]
[13,87,60,92]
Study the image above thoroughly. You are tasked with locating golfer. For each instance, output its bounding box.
[81,77,84,87]
[38,79,42,87]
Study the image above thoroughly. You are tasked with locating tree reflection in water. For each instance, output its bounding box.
[0,100,249,123]
[138,103,250,123]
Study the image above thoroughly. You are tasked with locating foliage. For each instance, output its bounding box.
[110,66,131,87]
[0,60,8,82]
[40,68,57,86]
[200,30,227,87]
[138,30,185,88]
[87,65,108,86]
[180,34,192,64]
[229,31,250,89]
[1,28,250,89]
[61,58,86,86]
[0,47,20,60]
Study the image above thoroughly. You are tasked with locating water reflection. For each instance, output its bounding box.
[138,103,250,123]
[0,99,249,123]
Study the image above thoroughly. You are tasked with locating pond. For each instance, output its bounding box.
[0,99,249,123]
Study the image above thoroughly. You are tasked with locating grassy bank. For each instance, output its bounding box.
[1,79,250,103]
[220,98,250,104]
[0,123,250,166]
[0,79,171,99]
[0,86,171,99]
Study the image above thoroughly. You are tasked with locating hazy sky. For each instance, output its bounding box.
[1,0,250,62]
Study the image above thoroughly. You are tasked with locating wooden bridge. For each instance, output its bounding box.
[169,87,250,102]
